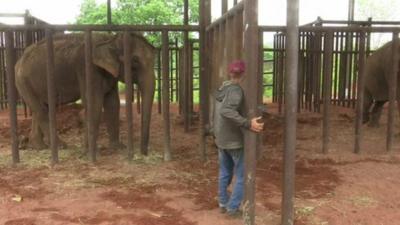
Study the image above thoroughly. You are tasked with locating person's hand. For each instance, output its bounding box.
[250,117,264,133]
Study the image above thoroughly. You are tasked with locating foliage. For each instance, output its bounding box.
[75,0,199,46]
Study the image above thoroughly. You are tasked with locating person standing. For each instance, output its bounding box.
[212,60,264,218]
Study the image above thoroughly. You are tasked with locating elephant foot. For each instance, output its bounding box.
[109,141,126,150]
[28,138,48,150]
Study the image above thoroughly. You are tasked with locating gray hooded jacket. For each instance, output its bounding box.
[213,81,250,149]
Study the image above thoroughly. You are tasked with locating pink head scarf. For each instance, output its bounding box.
[228,60,246,74]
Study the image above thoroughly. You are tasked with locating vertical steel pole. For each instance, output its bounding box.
[222,0,228,14]
[123,32,134,161]
[348,0,355,21]
[162,30,172,161]
[243,0,259,224]
[107,0,112,25]
[45,29,58,164]
[282,0,299,224]
[354,31,366,154]
[85,30,96,162]
[199,0,211,161]
[183,0,190,132]
[322,31,334,154]
[5,31,19,164]
[157,49,162,114]
[386,32,399,152]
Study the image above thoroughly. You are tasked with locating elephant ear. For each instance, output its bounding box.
[92,44,120,78]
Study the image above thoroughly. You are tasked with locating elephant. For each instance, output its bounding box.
[15,32,156,154]
[362,38,400,127]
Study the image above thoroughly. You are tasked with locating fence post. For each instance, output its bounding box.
[45,29,58,164]
[354,31,366,154]
[322,31,334,154]
[5,31,19,164]
[243,0,259,224]
[386,32,399,152]
[123,32,134,161]
[199,0,211,161]
[282,0,299,223]
[85,30,96,162]
[162,30,172,161]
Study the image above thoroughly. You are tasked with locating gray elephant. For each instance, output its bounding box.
[363,39,400,127]
[15,32,155,154]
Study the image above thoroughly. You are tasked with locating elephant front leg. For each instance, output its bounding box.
[368,101,386,127]
[28,114,47,150]
[103,87,125,150]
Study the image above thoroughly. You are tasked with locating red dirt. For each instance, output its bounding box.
[0,102,400,224]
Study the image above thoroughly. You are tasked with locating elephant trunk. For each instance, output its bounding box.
[139,68,155,155]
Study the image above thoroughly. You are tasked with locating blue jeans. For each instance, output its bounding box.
[218,148,244,212]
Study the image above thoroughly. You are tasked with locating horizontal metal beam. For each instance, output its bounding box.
[320,19,400,25]
[0,24,200,32]
[206,1,244,31]
[259,25,400,33]
[0,13,26,17]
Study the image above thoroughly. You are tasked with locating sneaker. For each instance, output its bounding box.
[226,209,242,219]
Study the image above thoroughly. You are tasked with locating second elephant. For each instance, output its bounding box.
[363,38,400,127]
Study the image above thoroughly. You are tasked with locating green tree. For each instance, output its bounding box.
[75,0,199,46]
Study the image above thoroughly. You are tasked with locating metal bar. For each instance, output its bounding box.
[0,24,201,32]
[352,32,360,108]
[188,42,193,122]
[259,26,400,33]
[243,0,259,224]
[157,49,162,114]
[348,0,355,21]
[107,0,112,25]
[222,0,228,14]
[386,32,399,152]
[282,0,299,223]
[333,32,339,105]
[183,0,190,132]
[123,32,134,161]
[199,0,211,162]
[85,30,96,162]
[5,31,19,164]
[206,1,244,31]
[45,29,58,164]
[0,13,26,17]
[322,31,334,154]
[162,30,172,161]
[175,38,180,103]
[278,34,284,114]
[354,31,366,154]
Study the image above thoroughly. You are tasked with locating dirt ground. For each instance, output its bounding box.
[0,102,400,225]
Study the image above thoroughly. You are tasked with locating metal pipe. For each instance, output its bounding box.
[322,31,334,154]
[123,32,134,160]
[85,30,96,162]
[354,31,366,154]
[162,30,172,161]
[5,31,19,164]
[222,0,228,14]
[107,0,112,25]
[199,0,211,161]
[386,32,399,152]
[45,29,58,164]
[281,0,299,224]
[0,24,200,32]
[243,0,259,224]
[157,49,162,114]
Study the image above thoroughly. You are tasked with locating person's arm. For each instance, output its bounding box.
[220,86,251,129]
